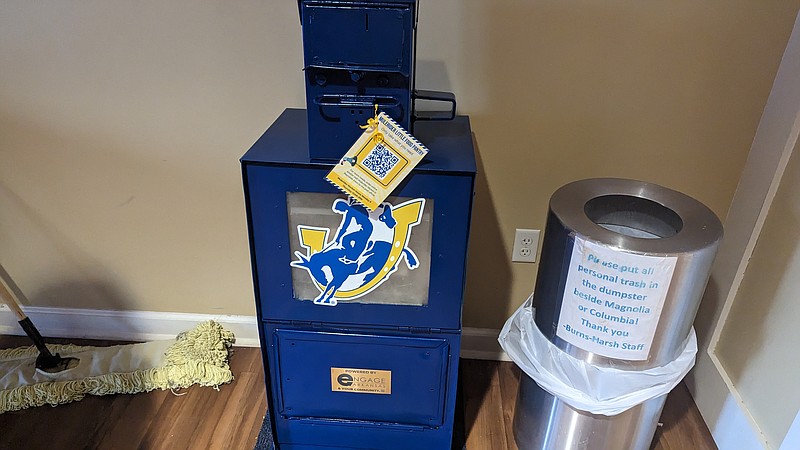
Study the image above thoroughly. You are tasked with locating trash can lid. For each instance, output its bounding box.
[549,178,723,255]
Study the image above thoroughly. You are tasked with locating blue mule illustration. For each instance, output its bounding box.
[291,198,424,306]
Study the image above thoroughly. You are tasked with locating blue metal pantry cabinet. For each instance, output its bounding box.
[241,108,475,450]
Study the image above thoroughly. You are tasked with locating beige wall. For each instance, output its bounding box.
[1,1,798,327]
[716,137,800,448]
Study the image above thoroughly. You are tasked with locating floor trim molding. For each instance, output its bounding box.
[0,305,262,347]
[0,306,510,360]
[461,326,510,361]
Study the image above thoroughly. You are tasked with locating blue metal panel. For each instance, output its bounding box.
[274,329,448,426]
[304,82,412,159]
[263,323,462,450]
[301,4,413,72]
[245,164,471,330]
[242,108,474,449]
[298,1,421,159]
[242,109,475,331]
[241,109,476,174]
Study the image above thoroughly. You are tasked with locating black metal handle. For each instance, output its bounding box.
[412,89,456,121]
[18,317,55,358]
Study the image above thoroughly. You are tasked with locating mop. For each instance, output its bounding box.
[0,275,235,414]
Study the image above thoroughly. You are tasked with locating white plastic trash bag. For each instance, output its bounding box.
[498,294,697,416]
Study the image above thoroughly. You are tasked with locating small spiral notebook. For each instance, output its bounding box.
[326,112,428,211]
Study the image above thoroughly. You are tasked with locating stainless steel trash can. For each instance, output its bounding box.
[513,178,723,450]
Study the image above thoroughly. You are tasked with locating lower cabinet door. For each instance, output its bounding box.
[272,328,450,428]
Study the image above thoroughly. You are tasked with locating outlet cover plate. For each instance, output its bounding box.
[512,229,540,263]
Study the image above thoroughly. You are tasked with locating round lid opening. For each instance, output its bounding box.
[584,195,683,239]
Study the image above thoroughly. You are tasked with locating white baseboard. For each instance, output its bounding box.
[712,393,766,450]
[0,305,510,360]
[0,304,262,347]
[780,410,800,450]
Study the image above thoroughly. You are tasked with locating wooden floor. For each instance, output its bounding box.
[0,336,716,450]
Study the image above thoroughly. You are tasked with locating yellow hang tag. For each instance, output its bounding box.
[326,110,428,211]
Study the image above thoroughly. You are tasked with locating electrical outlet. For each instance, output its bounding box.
[512,228,540,263]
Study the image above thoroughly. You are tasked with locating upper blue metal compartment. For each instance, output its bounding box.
[297,0,418,75]
[241,108,477,174]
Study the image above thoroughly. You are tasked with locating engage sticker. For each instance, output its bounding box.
[556,237,677,360]
[330,367,392,395]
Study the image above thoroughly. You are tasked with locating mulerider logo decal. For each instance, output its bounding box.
[290,197,425,306]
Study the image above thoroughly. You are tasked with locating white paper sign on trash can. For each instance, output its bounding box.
[556,237,677,361]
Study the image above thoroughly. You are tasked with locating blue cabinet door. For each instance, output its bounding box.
[244,162,473,330]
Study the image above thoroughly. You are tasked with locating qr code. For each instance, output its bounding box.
[362,143,399,179]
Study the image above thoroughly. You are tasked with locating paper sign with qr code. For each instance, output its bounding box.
[326,112,428,211]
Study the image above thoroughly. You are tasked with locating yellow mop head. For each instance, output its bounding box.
[0,320,235,414]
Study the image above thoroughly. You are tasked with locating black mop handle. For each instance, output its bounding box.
[17,317,55,357]
[0,279,55,358]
